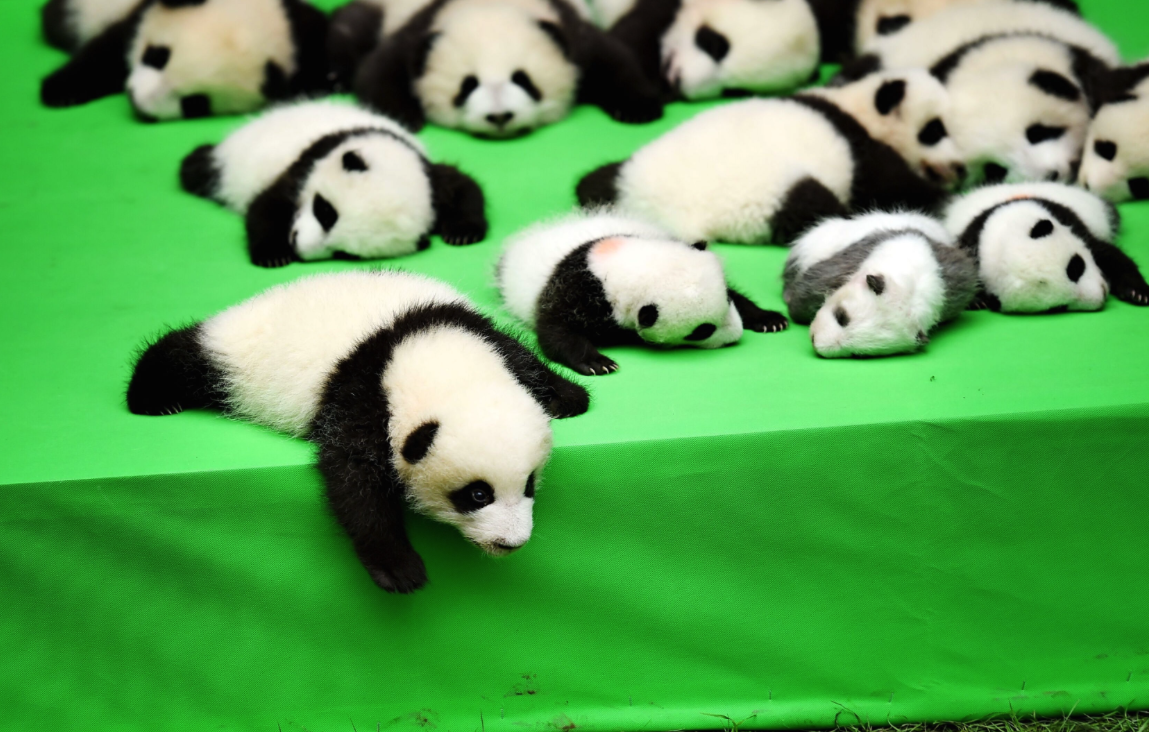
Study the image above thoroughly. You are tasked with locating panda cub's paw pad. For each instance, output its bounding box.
[1119,285,1149,306]
[573,354,619,376]
[745,310,790,334]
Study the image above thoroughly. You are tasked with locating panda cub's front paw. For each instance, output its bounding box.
[546,378,590,418]
[605,96,663,125]
[744,309,789,334]
[251,253,294,268]
[363,554,428,594]
[1116,284,1149,306]
[572,353,619,376]
[439,224,486,246]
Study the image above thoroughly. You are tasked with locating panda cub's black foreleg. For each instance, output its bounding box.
[481,328,590,418]
[1092,242,1149,306]
[40,16,137,108]
[126,325,225,416]
[536,314,618,376]
[245,182,299,268]
[428,164,488,245]
[771,177,850,244]
[574,27,664,124]
[728,288,789,333]
[575,162,622,209]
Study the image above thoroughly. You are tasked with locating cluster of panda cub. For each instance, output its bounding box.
[40,0,1147,592]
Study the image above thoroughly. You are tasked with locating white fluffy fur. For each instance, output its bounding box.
[416,0,578,137]
[62,0,140,46]
[498,211,742,346]
[943,183,1112,312]
[809,69,965,185]
[126,0,296,119]
[790,213,955,357]
[940,36,1093,185]
[660,0,820,99]
[866,1,1120,68]
[1078,72,1149,203]
[385,327,552,554]
[854,0,1047,53]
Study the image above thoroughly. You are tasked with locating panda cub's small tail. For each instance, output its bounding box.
[180,145,220,200]
[127,325,224,416]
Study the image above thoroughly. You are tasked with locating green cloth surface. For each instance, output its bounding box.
[2,1,1149,729]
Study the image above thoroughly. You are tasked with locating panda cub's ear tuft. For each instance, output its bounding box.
[691,241,708,251]
[875,80,906,115]
[866,273,886,295]
[401,421,440,463]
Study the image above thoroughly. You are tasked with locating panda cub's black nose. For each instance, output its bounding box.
[486,112,513,128]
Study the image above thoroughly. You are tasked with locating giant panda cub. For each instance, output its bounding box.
[40,0,329,120]
[585,0,822,100]
[345,0,662,137]
[783,211,978,357]
[944,182,1149,312]
[1078,62,1149,203]
[577,69,962,246]
[497,211,788,375]
[180,101,487,267]
[126,271,590,593]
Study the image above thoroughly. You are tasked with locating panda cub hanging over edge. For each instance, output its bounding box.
[498,211,788,375]
[348,0,664,137]
[41,0,330,120]
[180,101,487,267]
[126,271,591,594]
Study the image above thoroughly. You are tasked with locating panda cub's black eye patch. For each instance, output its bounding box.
[1027,124,1066,144]
[638,304,659,328]
[1030,219,1054,239]
[684,323,716,341]
[918,118,947,146]
[342,151,368,172]
[1094,140,1117,161]
[313,193,338,232]
[142,45,171,70]
[877,14,911,35]
[449,480,495,513]
[834,307,850,327]
[1066,254,1086,283]
[695,26,729,62]
[454,75,479,107]
[511,70,542,101]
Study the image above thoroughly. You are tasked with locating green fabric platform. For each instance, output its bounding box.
[3,1,1149,729]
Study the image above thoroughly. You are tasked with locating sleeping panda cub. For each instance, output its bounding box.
[591,0,822,100]
[350,0,662,137]
[577,70,962,245]
[180,101,487,267]
[783,212,978,357]
[41,0,329,120]
[945,182,1149,312]
[1078,62,1149,203]
[126,271,590,593]
[498,211,787,375]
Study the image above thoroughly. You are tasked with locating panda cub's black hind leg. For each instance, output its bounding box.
[771,177,850,244]
[728,288,789,333]
[428,164,488,245]
[179,145,220,200]
[576,162,622,208]
[536,316,618,376]
[126,325,225,416]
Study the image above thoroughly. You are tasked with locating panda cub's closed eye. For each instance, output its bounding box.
[876,14,911,35]
[1026,125,1066,144]
[142,45,171,70]
[695,26,730,63]
[834,307,850,327]
[449,480,495,513]
[684,323,716,341]
[1094,141,1117,161]
[342,151,368,172]
[454,75,479,107]
[1030,219,1054,238]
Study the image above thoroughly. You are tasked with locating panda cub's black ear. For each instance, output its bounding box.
[875,79,906,115]
[537,21,570,58]
[692,241,708,250]
[401,421,440,463]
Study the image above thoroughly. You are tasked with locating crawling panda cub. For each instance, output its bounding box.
[497,211,788,375]
[346,0,662,137]
[591,0,822,100]
[41,0,329,120]
[783,211,978,357]
[945,182,1149,312]
[577,69,962,246]
[1078,61,1149,203]
[126,271,590,593]
[180,101,487,267]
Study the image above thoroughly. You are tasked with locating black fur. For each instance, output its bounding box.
[261,61,289,100]
[326,0,384,92]
[1090,62,1149,107]
[1029,69,1081,101]
[428,164,488,245]
[401,421,439,463]
[280,0,332,98]
[575,162,622,207]
[876,15,911,36]
[126,324,226,416]
[806,0,858,64]
[772,177,850,245]
[40,6,145,108]
[835,53,881,84]
[179,144,220,199]
[41,0,82,52]
[1130,178,1149,201]
[608,0,682,94]
[180,94,211,119]
[728,288,788,333]
[874,79,905,114]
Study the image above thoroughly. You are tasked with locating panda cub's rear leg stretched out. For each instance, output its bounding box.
[126,325,226,416]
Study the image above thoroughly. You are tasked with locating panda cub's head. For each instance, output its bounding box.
[289,133,435,261]
[417,3,578,138]
[660,0,820,100]
[588,237,742,348]
[1078,74,1149,203]
[126,0,298,120]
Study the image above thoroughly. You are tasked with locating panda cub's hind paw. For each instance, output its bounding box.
[362,555,428,594]
[744,309,790,334]
[439,227,485,246]
[572,353,619,376]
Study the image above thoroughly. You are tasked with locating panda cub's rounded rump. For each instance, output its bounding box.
[498,210,787,375]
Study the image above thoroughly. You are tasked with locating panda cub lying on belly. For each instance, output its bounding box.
[345,0,663,137]
[180,101,487,267]
[498,211,787,375]
[1078,61,1149,203]
[127,271,590,593]
[40,0,329,120]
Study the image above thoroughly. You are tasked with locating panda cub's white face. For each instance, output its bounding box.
[291,135,436,261]
[660,0,820,100]
[1078,84,1149,203]
[417,2,578,137]
[587,236,743,348]
[977,201,1108,312]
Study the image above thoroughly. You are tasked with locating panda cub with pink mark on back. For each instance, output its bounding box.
[498,211,787,375]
